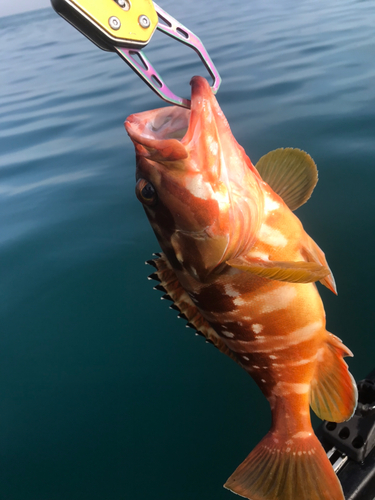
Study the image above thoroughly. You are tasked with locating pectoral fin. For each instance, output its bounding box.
[226,256,330,283]
[302,235,337,294]
[255,148,318,211]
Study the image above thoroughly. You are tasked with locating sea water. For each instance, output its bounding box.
[1,1,375,498]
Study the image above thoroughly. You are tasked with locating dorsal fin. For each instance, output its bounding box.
[255,148,318,211]
[146,252,238,363]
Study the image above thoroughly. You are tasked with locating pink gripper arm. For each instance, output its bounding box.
[115,2,221,109]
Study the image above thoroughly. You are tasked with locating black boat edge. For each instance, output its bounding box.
[317,369,375,500]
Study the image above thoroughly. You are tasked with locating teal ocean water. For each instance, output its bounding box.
[1,1,375,498]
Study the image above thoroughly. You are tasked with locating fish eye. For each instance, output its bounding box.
[136,178,158,206]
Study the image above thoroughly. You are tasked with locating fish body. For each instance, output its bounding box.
[125,76,357,500]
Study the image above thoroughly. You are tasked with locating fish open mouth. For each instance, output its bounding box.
[144,106,190,141]
[125,97,190,147]
[125,76,216,150]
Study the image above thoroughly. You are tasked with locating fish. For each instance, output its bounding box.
[125,75,357,500]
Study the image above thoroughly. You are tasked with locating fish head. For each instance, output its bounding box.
[125,76,264,282]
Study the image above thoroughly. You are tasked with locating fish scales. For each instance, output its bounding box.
[126,76,357,500]
[176,261,325,400]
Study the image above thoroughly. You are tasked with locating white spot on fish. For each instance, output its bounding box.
[212,185,230,209]
[243,356,249,361]
[234,297,246,306]
[252,323,263,334]
[289,322,322,343]
[249,251,269,260]
[269,355,277,360]
[209,139,219,156]
[190,267,198,278]
[286,439,294,445]
[258,286,297,314]
[293,431,311,439]
[286,447,291,452]
[185,174,210,200]
[228,320,322,353]
[274,382,310,395]
[264,195,280,214]
[261,379,266,383]
[258,224,287,248]
[224,284,239,297]
[221,325,228,329]
[175,250,184,263]
[298,451,302,456]
[222,331,234,338]
[273,354,317,367]
[316,347,325,361]
[253,365,260,369]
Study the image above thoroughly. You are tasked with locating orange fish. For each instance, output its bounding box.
[125,76,357,500]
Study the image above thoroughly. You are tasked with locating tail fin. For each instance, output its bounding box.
[224,430,344,500]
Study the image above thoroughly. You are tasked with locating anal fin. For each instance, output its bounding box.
[310,333,357,422]
[225,430,344,500]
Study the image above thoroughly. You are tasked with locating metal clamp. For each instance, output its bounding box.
[51,0,221,108]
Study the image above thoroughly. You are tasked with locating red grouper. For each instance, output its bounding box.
[125,76,357,500]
